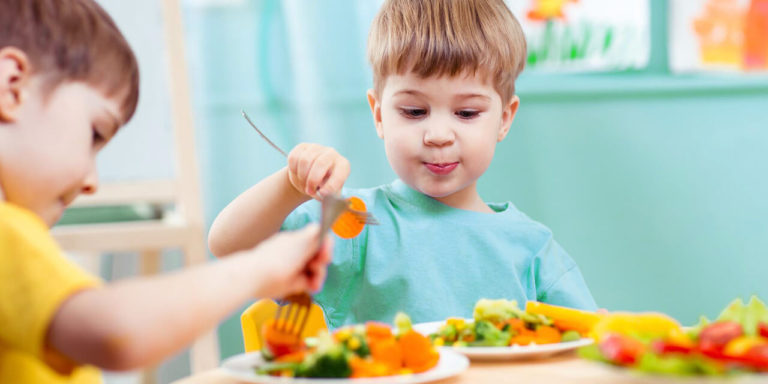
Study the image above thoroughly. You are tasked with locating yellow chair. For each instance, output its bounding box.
[241,299,328,352]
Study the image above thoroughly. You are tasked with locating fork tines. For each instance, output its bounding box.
[274,293,312,337]
[348,209,380,226]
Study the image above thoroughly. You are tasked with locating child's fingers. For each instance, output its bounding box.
[305,150,336,197]
[287,144,316,193]
[317,158,350,198]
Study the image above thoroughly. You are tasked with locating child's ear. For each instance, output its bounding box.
[497,95,519,142]
[367,89,384,139]
[0,47,30,122]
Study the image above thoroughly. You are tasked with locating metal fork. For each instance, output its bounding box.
[241,109,379,226]
[272,193,349,337]
[242,110,378,338]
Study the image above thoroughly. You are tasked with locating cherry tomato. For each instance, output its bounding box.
[699,321,743,355]
[599,334,645,365]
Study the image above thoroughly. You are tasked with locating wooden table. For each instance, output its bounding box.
[172,353,680,384]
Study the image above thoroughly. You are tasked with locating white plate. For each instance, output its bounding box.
[412,320,594,361]
[220,349,469,384]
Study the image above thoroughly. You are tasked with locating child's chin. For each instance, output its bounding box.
[45,205,65,227]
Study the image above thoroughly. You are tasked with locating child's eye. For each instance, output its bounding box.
[92,127,104,145]
[456,110,480,119]
[399,107,427,119]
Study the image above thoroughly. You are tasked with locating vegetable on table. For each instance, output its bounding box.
[258,312,439,378]
[332,196,367,239]
[581,295,768,377]
[525,301,602,335]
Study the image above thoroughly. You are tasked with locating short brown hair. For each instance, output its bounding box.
[0,0,139,123]
[368,0,526,103]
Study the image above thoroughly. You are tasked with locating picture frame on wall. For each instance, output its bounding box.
[506,0,650,72]
[669,0,768,73]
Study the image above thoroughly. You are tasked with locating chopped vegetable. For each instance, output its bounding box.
[472,321,511,346]
[295,345,351,378]
[582,296,768,377]
[261,319,303,358]
[590,312,681,342]
[428,298,588,348]
[398,330,439,373]
[561,330,582,342]
[257,313,438,378]
[525,301,602,335]
[598,334,645,365]
[473,298,523,323]
[394,312,412,335]
[332,196,367,239]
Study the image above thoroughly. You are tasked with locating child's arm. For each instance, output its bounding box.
[208,143,350,257]
[45,225,332,372]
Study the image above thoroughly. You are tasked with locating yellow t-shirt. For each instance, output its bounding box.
[0,202,102,383]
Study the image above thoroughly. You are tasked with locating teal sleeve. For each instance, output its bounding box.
[535,238,598,311]
[281,200,321,231]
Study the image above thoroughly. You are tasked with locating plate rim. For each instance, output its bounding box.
[412,319,594,358]
[220,348,469,384]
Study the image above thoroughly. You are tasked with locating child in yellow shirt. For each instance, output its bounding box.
[0,1,332,383]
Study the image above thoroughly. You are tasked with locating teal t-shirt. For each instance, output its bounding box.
[282,179,597,328]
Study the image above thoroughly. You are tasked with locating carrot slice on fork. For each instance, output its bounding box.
[332,196,367,239]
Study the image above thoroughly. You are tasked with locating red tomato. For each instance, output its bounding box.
[699,321,743,355]
[599,334,645,365]
[744,344,768,371]
[759,323,768,339]
[651,340,694,355]
[262,320,303,357]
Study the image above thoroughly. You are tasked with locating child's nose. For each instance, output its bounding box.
[81,168,99,195]
[423,123,455,147]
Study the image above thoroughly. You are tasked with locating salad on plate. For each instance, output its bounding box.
[581,295,768,377]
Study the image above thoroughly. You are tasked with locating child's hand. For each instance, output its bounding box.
[251,224,333,298]
[287,143,350,200]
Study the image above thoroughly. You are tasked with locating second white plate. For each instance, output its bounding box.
[412,320,594,361]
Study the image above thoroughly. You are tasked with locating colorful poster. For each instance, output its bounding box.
[669,0,768,73]
[506,0,650,72]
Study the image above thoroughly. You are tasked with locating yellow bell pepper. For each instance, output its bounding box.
[525,301,602,334]
[590,312,682,342]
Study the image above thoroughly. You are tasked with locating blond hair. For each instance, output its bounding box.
[368,0,527,103]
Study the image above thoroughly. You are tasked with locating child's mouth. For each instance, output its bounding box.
[424,162,459,175]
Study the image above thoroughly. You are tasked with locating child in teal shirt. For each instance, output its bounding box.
[209,0,596,327]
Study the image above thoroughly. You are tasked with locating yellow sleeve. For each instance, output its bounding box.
[0,203,101,360]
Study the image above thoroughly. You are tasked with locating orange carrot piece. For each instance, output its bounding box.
[274,350,306,363]
[349,356,390,378]
[505,318,526,332]
[366,321,394,340]
[370,337,403,373]
[332,196,367,239]
[534,325,562,344]
[398,330,438,372]
[510,328,536,346]
[408,351,439,373]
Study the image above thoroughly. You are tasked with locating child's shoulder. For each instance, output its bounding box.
[0,202,49,238]
[488,200,557,244]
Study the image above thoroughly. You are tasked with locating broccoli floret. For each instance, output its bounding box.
[438,323,458,341]
[295,345,351,378]
[343,333,370,358]
[471,320,511,347]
